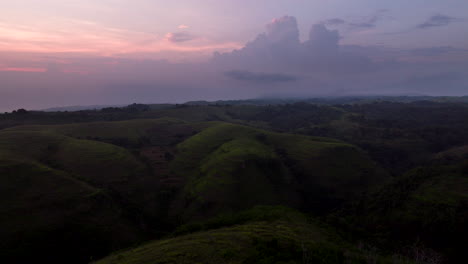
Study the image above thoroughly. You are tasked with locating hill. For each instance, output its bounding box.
[332,160,468,263]
[0,129,153,263]
[0,118,389,263]
[94,206,402,264]
[168,122,389,221]
[1,100,467,263]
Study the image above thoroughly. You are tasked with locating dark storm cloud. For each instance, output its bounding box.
[165,32,196,42]
[225,70,297,83]
[417,14,457,29]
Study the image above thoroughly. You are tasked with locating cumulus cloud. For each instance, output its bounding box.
[305,24,340,54]
[211,15,468,96]
[265,16,300,44]
[417,14,457,29]
[178,24,189,29]
[213,16,374,74]
[225,70,297,83]
[212,16,305,69]
[165,31,196,42]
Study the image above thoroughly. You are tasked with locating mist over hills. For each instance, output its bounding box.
[29,95,468,113]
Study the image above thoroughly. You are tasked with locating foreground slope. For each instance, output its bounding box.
[333,159,468,263]
[94,206,397,264]
[0,130,149,263]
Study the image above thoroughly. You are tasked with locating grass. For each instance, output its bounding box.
[94,206,405,264]
[167,122,389,220]
[0,158,140,263]
[0,128,151,263]
[5,118,198,147]
[0,129,148,187]
[332,162,468,263]
[0,118,391,263]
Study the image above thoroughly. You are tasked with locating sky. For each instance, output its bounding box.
[0,0,467,111]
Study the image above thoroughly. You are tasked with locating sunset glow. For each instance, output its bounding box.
[0,0,467,111]
[0,66,47,73]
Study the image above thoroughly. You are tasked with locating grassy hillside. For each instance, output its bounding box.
[5,120,388,222]
[0,119,389,262]
[94,206,401,264]
[4,118,202,147]
[2,101,465,263]
[0,129,149,187]
[0,129,154,263]
[332,161,468,263]
[169,123,389,220]
[0,158,140,263]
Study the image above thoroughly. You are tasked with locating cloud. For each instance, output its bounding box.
[0,66,46,73]
[165,31,196,43]
[178,24,189,29]
[214,17,374,74]
[212,16,305,69]
[409,46,458,56]
[1,15,468,112]
[265,16,300,43]
[305,24,340,54]
[349,18,378,28]
[417,14,457,29]
[212,15,468,96]
[349,10,388,29]
[225,70,297,83]
[323,18,345,26]
[324,10,389,29]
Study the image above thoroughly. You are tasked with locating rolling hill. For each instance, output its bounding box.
[0,118,389,263]
[1,100,466,263]
[93,206,401,264]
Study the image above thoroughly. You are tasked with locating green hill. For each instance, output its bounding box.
[0,129,149,189]
[333,161,468,262]
[0,119,389,263]
[0,129,152,263]
[1,101,466,263]
[94,206,399,264]
[168,123,389,221]
[4,118,201,147]
[0,158,140,263]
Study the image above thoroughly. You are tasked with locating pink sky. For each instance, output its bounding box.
[0,0,467,111]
